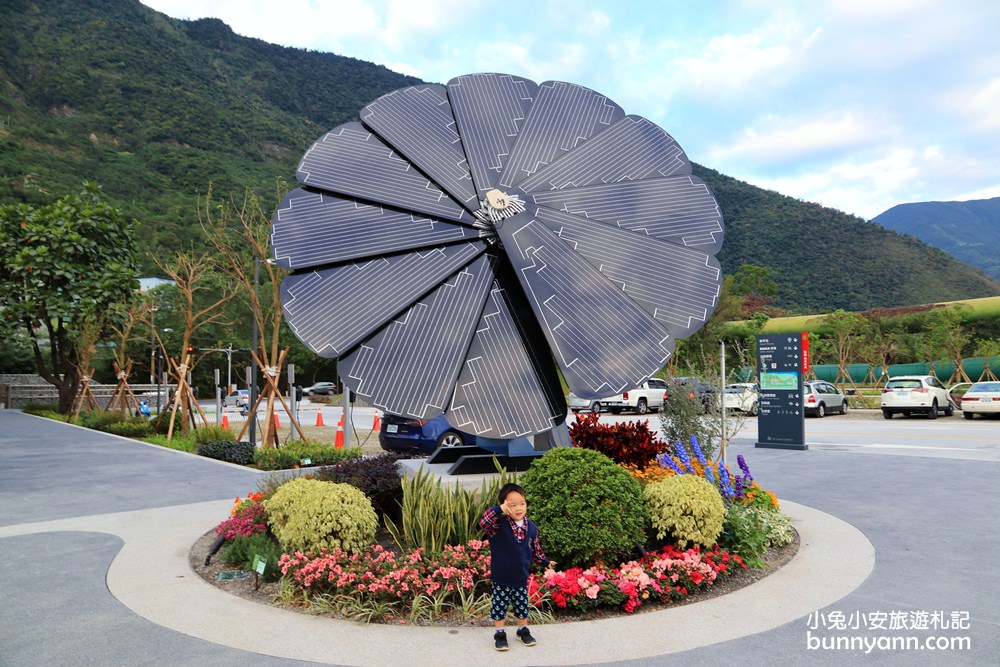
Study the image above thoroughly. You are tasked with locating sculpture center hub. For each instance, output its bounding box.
[474,188,526,237]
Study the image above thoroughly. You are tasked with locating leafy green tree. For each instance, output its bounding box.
[0,183,139,412]
[822,309,866,392]
[924,305,973,383]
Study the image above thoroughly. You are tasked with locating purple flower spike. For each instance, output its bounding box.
[674,441,695,474]
[689,435,707,465]
[737,454,754,483]
[656,452,685,475]
[717,462,735,499]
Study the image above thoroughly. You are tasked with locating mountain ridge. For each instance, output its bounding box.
[873,197,1000,281]
[2,0,998,314]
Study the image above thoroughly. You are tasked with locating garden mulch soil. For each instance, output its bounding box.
[189,529,799,626]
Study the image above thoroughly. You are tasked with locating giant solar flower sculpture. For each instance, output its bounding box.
[270,73,723,440]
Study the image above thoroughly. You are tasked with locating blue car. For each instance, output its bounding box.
[379,413,476,453]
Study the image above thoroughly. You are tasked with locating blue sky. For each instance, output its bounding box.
[141,0,1000,220]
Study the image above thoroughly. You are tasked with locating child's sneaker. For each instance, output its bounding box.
[516,626,536,646]
[494,630,509,651]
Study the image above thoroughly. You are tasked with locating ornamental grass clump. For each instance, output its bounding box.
[387,464,515,554]
[265,477,377,554]
[521,447,647,568]
[644,474,725,549]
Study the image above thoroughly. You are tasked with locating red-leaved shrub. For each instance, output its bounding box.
[569,412,666,469]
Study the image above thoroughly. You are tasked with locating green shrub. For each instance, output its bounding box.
[21,402,60,416]
[755,507,794,547]
[104,419,152,438]
[264,478,378,554]
[197,440,256,466]
[316,452,405,521]
[644,474,725,549]
[254,442,362,470]
[142,433,198,453]
[718,504,770,566]
[193,425,234,445]
[221,533,283,582]
[76,409,129,432]
[521,448,647,568]
[659,390,718,460]
[387,462,516,554]
[719,504,794,567]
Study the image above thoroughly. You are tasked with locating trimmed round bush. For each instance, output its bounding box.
[644,474,725,548]
[264,478,378,554]
[196,439,255,466]
[521,447,648,568]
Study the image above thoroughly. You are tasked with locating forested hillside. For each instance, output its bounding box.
[695,166,1000,313]
[2,0,998,314]
[873,198,1000,282]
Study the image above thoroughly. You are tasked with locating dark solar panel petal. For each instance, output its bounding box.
[494,211,673,399]
[275,73,725,440]
[360,84,479,211]
[528,175,724,253]
[297,122,472,224]
[517,115,690,193]
[532,206,721,339]
[447,73,538,195]
[271,188,480,270]
[338,254,496,419]
[447,278,566,438]
[499,81,625,190]
[281,242,487,358]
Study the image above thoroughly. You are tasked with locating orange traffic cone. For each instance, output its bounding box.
[372,411,381,431]
[221,413,230,430]
[273,412,281,429]
[315,410,325,427]
[334,424,344,449]
[338,413,344,428]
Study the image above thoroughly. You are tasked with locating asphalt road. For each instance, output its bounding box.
[579,410,1000,462]
[1,408,998,665]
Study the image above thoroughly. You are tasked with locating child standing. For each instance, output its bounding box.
[479,483,553,651]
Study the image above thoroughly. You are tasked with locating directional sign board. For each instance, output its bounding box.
[755,333,808,450]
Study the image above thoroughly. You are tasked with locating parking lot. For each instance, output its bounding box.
[586,410,1000,463]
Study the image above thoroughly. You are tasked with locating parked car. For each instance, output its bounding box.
[568,378,669,415]
[880,375,953,419]
[723,383,759,415]
[379,413,476,453]
[959,380,1000,419]
[666,377,718,413]
[222,389,249,408]
[802,380,848,417]
[303,381,337,396]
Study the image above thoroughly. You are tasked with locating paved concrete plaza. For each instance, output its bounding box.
[0,409,996,665]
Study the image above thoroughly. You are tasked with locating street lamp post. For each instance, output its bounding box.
[150,305,158,384]
[202,345,235,394]
[249,258,260,446]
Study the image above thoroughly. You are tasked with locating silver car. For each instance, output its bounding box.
[802,381,848,417]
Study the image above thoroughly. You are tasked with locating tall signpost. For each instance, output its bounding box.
[755,332,809,450]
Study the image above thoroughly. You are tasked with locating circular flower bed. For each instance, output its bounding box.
[192,428,798,626]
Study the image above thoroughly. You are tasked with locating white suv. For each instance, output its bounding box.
[881,375,953,419]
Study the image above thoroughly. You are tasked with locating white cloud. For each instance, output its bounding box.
[710,111,888,167]
[953,78,1000,131]
[138,0,1000,218]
